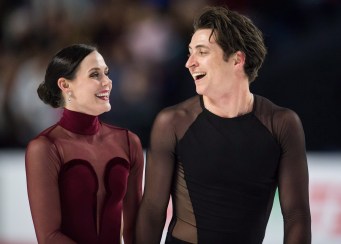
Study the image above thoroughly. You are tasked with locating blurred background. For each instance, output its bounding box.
[0,0,340,243]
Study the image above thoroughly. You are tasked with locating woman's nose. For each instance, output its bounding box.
[102,75,112,86]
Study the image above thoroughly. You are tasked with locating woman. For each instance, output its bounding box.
[25,44,144,244]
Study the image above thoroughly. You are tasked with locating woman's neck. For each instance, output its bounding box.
[58,108,100,135]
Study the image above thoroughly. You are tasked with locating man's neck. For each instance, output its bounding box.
[202,86,253,118]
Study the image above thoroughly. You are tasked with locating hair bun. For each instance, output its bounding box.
[37,82,59,108]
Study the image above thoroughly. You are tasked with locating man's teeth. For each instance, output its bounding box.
[193,72,206,80]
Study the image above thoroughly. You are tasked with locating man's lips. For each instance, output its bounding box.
[192,72,207,80]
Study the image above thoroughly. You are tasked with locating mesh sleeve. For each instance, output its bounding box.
[122,131,144,244]
[25,137,77,243]
[135,109,177,244]
[275,109,311,243]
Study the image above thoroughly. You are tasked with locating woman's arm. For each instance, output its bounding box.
[122,131,144,244]
[25,137,76,244]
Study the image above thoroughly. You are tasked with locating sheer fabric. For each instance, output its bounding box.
[26,109,144,244]
[136,95,311,244]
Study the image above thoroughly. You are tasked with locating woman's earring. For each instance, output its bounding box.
[68,92,72,103]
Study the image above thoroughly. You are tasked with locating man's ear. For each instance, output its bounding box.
[233,51,246,66]
[57,78,69,92]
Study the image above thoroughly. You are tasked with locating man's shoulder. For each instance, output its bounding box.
[157,96,200,121]
[256,94,289,113]
[255,94,300,123]
[150,96,201,137]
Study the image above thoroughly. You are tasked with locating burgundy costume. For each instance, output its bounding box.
[26,109,144,244]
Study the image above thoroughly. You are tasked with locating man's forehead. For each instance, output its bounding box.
[189,30,217,49]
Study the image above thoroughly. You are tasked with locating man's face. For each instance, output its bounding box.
[185,29,236,97]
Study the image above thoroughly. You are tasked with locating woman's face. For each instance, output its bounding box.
[65,51,112,116]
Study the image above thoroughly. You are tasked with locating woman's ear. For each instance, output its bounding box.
[57,78,69,92]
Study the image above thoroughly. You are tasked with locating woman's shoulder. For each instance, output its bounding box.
[101,123,141,144]
[26,133,59,163]
[26,124,59,149]
[101,122,127,132]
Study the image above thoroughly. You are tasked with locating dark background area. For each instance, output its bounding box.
[0,0,340,151]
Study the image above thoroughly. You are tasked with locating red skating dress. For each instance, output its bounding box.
[25,108,144,244]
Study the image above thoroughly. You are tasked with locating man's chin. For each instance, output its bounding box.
[195,88,204,95]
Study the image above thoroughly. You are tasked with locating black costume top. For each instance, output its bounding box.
[138,95,311,244]
[25,108,144,244]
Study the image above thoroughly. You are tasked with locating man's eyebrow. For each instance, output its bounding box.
[188,44,209,50]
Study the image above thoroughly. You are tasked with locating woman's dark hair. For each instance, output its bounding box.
[37,44,97,108]
[193,6,267,83]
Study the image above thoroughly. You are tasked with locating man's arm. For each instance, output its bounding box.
[276,110,311,244]
[135,109,177,244]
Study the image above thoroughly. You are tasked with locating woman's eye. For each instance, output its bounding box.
[90,72,99,78]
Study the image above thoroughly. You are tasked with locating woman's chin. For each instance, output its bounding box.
[103,104,111,112]
[93,104,111,116]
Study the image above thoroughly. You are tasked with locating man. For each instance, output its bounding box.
[136,6,311,244]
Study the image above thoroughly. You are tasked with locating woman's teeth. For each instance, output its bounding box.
[95,92,109,98]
